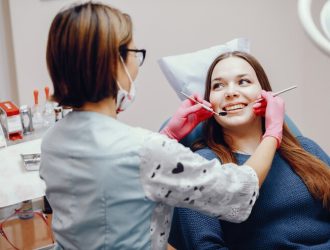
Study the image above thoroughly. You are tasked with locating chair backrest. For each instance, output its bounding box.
[161,115,302,148]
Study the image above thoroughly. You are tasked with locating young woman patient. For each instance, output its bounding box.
[169,51,330,250]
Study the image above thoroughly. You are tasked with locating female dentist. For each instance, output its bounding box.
[40,2,285,250]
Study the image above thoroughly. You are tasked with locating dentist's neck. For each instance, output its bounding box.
[77,97,117,118]
[223,119,263,155]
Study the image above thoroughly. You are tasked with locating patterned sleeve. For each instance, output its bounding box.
[139,133,259,223]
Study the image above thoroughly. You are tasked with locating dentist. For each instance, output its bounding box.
[40,2,284,250]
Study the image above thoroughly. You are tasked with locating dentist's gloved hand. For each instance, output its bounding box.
[252,99,267,116]
[253,90,285,148]
[160,93,213,141]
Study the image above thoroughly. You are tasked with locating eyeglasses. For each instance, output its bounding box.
[0,208,54,249]
[120,48,146,67]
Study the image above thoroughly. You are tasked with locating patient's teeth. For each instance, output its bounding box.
[225,104,245,111]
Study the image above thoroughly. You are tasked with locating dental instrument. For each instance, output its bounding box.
[254,85,298,103]
[181,85,297,117]
[180,92,227,116]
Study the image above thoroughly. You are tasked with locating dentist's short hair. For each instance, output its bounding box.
[46,2,132,108]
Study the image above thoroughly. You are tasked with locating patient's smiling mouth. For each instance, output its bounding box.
[223,103,247,112]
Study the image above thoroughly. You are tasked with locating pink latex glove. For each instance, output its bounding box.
[253,90,285,147]
[253,99,267,116]
[160,93,213,141]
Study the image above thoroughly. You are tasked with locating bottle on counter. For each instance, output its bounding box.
[20,104,34,135]
[43,86,55,128]
[32,90,43,130]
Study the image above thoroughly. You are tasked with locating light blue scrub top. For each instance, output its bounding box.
[40,111,258,250]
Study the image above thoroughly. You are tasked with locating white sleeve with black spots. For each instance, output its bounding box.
[139,132,259,223]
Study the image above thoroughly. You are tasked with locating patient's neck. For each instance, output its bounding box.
[223,119,263,155]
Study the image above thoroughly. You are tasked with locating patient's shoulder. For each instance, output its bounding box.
[297,136,330,165]
[194,147,218,161]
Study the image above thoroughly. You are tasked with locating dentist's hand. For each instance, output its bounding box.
[160,93,213,141]
[254,90,285,148]
[253,99,267,116]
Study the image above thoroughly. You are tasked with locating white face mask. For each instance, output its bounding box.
[116,57,136,113]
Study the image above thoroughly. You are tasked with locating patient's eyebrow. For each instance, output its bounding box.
[211,74,251,83]
[211,77,223,83]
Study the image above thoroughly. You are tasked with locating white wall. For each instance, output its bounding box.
[0,0,18,102]
[2,0,330,153]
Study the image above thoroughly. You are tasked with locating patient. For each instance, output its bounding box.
[169,51,330,250]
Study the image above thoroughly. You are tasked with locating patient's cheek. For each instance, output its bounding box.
[210,94,223,108]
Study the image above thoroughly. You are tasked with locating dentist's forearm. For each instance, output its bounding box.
[245,137,277,187]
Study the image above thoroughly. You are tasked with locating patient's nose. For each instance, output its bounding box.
[224,83,240,98]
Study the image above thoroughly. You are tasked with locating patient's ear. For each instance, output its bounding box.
[158,38,250,100]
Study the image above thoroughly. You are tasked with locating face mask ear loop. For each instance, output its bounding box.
[116,80,124,91]
[119,56,134,90]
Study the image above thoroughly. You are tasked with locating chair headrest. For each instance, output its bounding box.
[158,38,250,100]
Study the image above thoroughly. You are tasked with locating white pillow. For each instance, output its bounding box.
[158,38,250,100]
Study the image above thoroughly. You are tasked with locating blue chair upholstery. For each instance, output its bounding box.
[160,115,302,148]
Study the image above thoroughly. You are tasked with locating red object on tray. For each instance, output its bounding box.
[0,101,23,140]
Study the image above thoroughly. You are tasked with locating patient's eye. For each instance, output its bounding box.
[212,82,225,90]
[238,79,251,86]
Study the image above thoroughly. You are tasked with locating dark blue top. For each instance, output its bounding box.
[169,136,330,250]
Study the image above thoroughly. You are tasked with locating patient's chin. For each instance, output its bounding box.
[215,111,257,129]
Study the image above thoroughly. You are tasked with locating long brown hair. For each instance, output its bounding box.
[194,51,330,209]
[46,2,132,108]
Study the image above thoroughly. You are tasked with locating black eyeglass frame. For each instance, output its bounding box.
[119,48,146,66]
